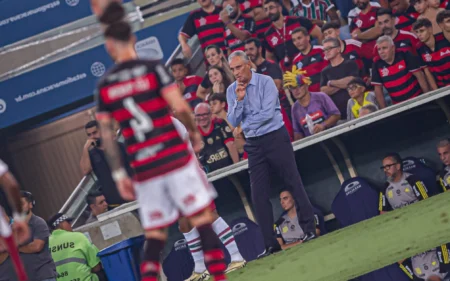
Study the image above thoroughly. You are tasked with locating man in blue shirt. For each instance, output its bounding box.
[226,50,316,259]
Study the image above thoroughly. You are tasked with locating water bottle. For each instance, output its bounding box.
[305,114,314,135]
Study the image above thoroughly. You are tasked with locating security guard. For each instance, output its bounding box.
[437,139,450,192]
[379,153,429,213]
[401,245,450,280]
[47,213,102,281]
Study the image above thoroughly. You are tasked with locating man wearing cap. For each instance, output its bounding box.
[48,213,103,281]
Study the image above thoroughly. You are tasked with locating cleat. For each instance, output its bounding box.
[184,271,210,281]
[225,260,247,273]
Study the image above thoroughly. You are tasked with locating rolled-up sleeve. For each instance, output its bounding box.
[226,83,244,128]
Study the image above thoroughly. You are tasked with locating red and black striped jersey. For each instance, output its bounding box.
[371,52,424,104]
[263,16,315,68]
[182,75,203,108]
[417,33,450,87]
[237,0,262,15]
[440,0,449,8]
[349,6,379,32]
[225,14,256,52]
[293,45,328,92]
[373,30,420,62]
[341,39,364,71]
[180,6,226,51]
[96,60,191,181]
[254,18,271,41]
[393,6,419,32]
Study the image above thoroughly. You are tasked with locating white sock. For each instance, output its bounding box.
[212,217,244,262]
[183,228,206,273]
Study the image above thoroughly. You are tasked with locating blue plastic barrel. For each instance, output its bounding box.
[98,235,146,281]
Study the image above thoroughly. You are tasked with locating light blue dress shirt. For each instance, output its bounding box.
[226,72,284,138]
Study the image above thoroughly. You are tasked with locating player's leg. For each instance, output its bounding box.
[140,229,167,281]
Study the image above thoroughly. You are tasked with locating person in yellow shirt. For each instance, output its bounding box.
[346,78,379,120]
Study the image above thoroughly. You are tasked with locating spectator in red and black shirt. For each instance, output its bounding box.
[292,27,328,92]
[253,4,272,42]
[262,0,323,69]
[322,21,365,72]
[238,0,262,16]
[350,0,381,54]
[371,35,429,108]
[170,58,204,109]
[389,0,420,31]
[179,0,226,58]
[437,10,450,42]
[413,18,449,88]
[220,0,256,54]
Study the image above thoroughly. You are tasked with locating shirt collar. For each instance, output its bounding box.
[52,229,66,236]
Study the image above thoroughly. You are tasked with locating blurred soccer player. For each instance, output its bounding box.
[95,13,228,281]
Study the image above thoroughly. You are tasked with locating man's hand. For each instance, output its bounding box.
[12,221,30,245]
[313,123,325,134]
[236,82,247,101]
[181,44,192,59]
[220,9,230,24]
[212,82,224,94]
[84,139,96,150]
[189,131,203,154]
[116,177,135,201]
[233,126,243,138]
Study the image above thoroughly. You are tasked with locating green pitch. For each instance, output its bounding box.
[228,191,450,281]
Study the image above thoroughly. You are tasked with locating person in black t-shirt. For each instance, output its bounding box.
[195,103,239,172]
[320,38,361,120]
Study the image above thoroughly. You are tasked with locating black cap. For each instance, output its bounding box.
[347,77,366,88]
[47,213,73,229]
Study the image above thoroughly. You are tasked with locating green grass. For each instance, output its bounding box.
[228,191,450,281]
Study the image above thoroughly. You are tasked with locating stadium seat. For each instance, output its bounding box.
[331,177,379,227]
[162,217,264,281]
[402,156,440,196]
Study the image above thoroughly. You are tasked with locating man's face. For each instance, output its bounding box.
[264,2,281,22]
[223,0,239,19]
[292,31,310,52]
[378,14,396,35]
[197,0,212,8]
[414,26,433,43]
[91,195,108,216]
[210,100,226,115]
[86,126,100,140]
[229,56,252,83]
[377,41,395,61]
[280,191,295,211]
[290,84,309,100]
[21,198,32,215]
[323,28,340,40]
[323,42,340,60]
[382,157,401,180]
[439,18,450,33]
[356,0,369,10]
[195,106,212,128]
[244,42,261,62]
[414,0,428,14]
[438,144,450,166]
[171,64,187,82]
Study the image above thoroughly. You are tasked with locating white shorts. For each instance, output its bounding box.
[0,208,11,237]
[134,158,217,231]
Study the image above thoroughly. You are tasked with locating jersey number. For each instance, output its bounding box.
[123,98,154,142]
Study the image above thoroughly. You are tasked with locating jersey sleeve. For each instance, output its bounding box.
[398,259,416,280]
[81,235,101,268]
[180,12,196,38]
[371,62,382,85]
[437,243,450,273]
[218,120,234,144]
[404,52,422,72]
[0,159,8,178]
[407,175,429,201]
[319,68,329,87]
[154,63,176,90]
[379,185,393,212]
[262,35,274,53]
[95,85,112,119]
[439,171,449,192]
[298,16,314,33]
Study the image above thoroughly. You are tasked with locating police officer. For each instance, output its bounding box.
[437,139,450,192]
[378,153,429,213]
[47,213,103,281]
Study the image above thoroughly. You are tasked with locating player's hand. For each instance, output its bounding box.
[236,82,247,101]
[189,131,203,154]
[219,9,230,24]
[117,177,136,201]
[12,221,30,245]
[313,123,325,134]
[181,44,192,59]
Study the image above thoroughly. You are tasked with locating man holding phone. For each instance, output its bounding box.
[220,0,256,55]
[79,120,132,208]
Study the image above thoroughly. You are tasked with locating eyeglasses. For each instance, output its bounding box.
[323,46,339,52]
[195,113,211,118]
[347,85,362,91]
[380,163,398,170]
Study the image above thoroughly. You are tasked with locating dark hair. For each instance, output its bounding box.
[21,191,35,206]
[279,189,293,196]
[85,120,99,130]
[86,190,104,206]
[347,77,366,88]
[98,2,125,25]
[208,66,232,92]
[264,0,281,5]
[170,58,186,68]
[104,21,132,42]
[321,21,341,33]
[245,37,262,48]
[383,153,403,169]
[436,10,450,24]
[412,18,432,30]
[292,27,309,36]
[204,44,222,55]
[376,8,393,18]
[209,93,227,103]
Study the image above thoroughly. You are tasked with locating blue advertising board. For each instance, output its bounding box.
[0,12,190,130]
[0,0,132,47]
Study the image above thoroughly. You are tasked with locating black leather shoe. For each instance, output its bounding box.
[301,232,317,242]
[257,245,282,259]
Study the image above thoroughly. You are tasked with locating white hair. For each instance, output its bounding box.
[376,35,394,46]
[194,102,211,114]
[228,50,249,64]
[437,139,450,148]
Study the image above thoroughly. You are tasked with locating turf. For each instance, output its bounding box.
[228,191,450,281]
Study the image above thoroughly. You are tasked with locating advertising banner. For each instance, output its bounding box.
[0,0,132,47]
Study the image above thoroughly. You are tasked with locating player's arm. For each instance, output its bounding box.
[223,17,253,42]
[0,172,23,216]
[179,14,196,59]
[353,25,382,41]
[406,52,430,93]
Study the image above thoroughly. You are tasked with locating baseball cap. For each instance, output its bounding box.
[47,213,73,229]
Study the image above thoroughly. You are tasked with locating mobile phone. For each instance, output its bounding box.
[225,4,233,15]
